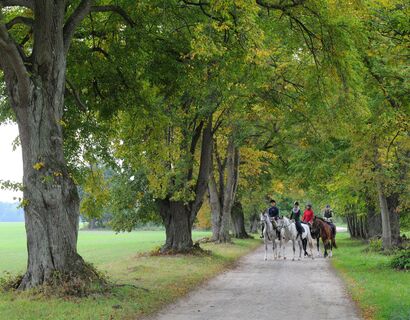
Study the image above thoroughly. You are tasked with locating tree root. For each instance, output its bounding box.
[1,262,109,298]
[150,242,212,256]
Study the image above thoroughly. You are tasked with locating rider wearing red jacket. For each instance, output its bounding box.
[302,204,314,224]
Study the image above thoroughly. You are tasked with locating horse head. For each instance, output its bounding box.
[260,211,268,222]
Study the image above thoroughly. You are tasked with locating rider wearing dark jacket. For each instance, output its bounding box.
[324,205,333,219]
[260,199,280,238]
[290,202,304,238]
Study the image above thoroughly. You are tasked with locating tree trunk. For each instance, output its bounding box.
[249,213,259,233]
[366,193,382,238]
[231,201,249,239]
[159,199,193,252]
[387,193,401,246]
[218,136,237,243]
[377,180,392,250]
[16,67,87,289]
[88,219,97,230]
[208,173,221,241]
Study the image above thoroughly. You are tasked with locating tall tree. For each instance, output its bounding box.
[0,0,133,288]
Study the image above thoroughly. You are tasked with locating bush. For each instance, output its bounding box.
[390,250,410,270]
[365,238,383,253]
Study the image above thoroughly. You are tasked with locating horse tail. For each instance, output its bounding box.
[332,237,337,249]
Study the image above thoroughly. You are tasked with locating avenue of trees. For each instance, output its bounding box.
[0,0,408,290]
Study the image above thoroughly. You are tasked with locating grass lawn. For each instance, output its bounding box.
[332,233,410,320]
[0,223,260,320]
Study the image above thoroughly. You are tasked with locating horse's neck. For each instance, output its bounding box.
[265,219,273,232]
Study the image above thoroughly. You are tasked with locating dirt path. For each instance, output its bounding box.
[149,238,361,320]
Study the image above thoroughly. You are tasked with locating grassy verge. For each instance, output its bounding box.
[332,233,410,320]
[0,223,260,320]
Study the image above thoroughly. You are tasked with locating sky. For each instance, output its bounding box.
[0,123,23,203]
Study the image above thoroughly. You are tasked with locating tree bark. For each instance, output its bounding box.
[377,180,392,250]
[231,201,249,238]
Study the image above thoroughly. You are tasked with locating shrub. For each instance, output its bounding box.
[365,238,383,253]
[390,250,410,271]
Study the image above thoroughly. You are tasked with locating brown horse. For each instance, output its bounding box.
[312,217,337,258]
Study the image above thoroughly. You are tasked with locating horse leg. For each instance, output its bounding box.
[329,242,333,258]
[323,240,328,258]
[316,238,321,257]
[272,238,276,260]
[292,240,296,261]
[302,238,308,256]
[264,236,268,261]
[309,238,314,259]
[298,240,302,260]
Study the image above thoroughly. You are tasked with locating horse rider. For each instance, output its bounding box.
[290,201,304,239]
[260,199,280,238]
[323,204,336,236]
[302,203,314,225]
[324,204,333,221]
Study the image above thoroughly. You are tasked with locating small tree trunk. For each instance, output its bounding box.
[377,181,392,250]
[387,193,401,246]
[231,201,249,238]
[208,173,221,241]
[88,219,97,230]
[249,213,259,233]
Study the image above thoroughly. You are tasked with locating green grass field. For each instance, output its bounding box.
[332,233,410,320]
[0,222,211,274]
[0,223,260,319]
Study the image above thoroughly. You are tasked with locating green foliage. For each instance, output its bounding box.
[390,250,410,271]
[366,238,383,253]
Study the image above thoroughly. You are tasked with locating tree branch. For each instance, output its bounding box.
[66,78,87,112]
[63,0,92,53]
[90,5,135,27]
[256,0,306,10]
[0,21,30,106]
[0,0,33,9]
[5,16,33,29]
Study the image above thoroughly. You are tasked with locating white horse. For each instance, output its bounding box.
[277,217,314,261]
[260,212,282,260]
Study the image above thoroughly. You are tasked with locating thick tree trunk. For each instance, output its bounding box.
[231,201,249,239]
[159,200,193,252]
[16,70,87,289]
[365,193,382,238]
[377,181,392,250]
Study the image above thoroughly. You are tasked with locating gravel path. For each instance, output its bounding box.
[149,237,361,320]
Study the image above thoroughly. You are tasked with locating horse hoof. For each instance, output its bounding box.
[292,258,295,261]
[298,258,301,261]
[264,257,267,261]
